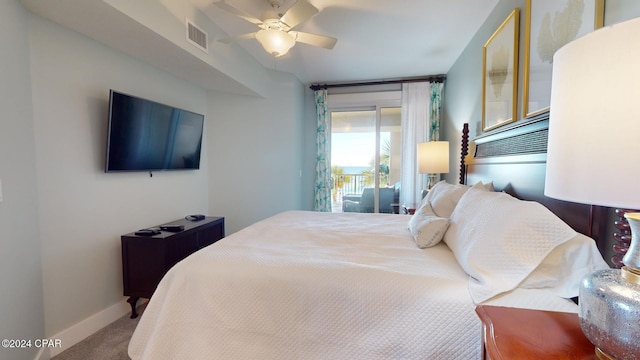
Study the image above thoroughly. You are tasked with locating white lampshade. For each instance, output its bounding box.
[417,141,450,174]
[255,29,295,57]
[548,19,640,359]
[545,17,640,210]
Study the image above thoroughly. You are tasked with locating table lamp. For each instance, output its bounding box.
[545,17,640,360]
[417,141,449,191]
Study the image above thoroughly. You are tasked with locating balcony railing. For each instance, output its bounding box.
[332,173,374,198]
[330,173,398,214]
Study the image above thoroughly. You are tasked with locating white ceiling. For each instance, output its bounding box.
[194,0,499,84]
[21,0,498,90]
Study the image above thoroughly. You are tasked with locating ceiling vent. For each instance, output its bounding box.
[186,19,208,53]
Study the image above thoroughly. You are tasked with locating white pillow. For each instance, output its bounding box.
[519,233,609,298]
[481,181,495,192]
[443,188,577,303]
[420,180,491,218]
[427,180,470,218]
[408,202,450,248]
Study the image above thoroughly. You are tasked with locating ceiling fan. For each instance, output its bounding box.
[215,0,337,57]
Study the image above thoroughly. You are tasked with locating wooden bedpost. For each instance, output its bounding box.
[612,208,638,268]
[459,123,469,185]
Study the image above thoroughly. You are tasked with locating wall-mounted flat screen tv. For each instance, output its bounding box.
[105,90,204,172]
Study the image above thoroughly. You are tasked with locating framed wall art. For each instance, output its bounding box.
[522,0,604,118]
[483,8,520,132]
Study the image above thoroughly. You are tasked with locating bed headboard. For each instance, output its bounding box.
[460,112,609,254]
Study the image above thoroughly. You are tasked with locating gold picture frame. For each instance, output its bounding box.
[522,0,604,118]
[483,9,520,132]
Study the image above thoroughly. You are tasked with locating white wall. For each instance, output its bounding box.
[0,1,45,360]
[207,71,305,234]
[27,14,210,339]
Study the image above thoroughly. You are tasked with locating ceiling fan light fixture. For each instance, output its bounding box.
[255,29,295,57]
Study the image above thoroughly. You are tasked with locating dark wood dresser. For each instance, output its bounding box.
[121,216,224,318]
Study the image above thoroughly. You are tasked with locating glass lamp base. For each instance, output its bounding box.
[579,268,640,360]
[595,347,616,360]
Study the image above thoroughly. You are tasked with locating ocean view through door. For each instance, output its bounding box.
[330,107,402,213]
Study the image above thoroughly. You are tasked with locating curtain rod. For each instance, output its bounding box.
[309,74,446,91]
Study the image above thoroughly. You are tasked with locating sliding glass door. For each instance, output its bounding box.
[330,107,402,213]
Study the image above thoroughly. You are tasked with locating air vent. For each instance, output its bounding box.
[475,129,548,158]
[186,19,208,53]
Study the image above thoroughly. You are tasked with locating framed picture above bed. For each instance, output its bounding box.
[522,0,604,118]
[482,9,520,132]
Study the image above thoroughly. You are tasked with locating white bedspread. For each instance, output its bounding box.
[129,211,577,360]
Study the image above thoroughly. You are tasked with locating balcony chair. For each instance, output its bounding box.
[342,187,395,213]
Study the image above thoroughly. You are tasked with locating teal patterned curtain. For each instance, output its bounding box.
[429,82,443,141]
[314,89,332,212]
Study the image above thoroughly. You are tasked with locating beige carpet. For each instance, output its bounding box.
[52,304,145,360]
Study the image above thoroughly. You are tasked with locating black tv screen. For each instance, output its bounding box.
[105,90,204,172]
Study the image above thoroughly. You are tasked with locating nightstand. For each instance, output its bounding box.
[475,305,597,360]
[401,204,417,215]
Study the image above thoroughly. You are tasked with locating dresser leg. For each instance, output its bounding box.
[127,296,139,319]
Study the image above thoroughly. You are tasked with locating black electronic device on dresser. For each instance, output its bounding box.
[121,216,224,318]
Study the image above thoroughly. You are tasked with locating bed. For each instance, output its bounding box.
[128,114,610,360]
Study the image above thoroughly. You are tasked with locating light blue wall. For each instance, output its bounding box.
[442,0,640,185]
[2,0,307,353]
[606,0,640,24]
[207,71,306,234]
[442,0,525,185]
[28,12,210,338]
[0,1,45,360]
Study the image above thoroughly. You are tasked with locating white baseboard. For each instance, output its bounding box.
[48,300,131,358]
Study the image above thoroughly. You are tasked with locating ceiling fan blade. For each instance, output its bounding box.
[280,0,319,29]
[213,0,263,26]
[290,31,337,49]
[217,32,257,44]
